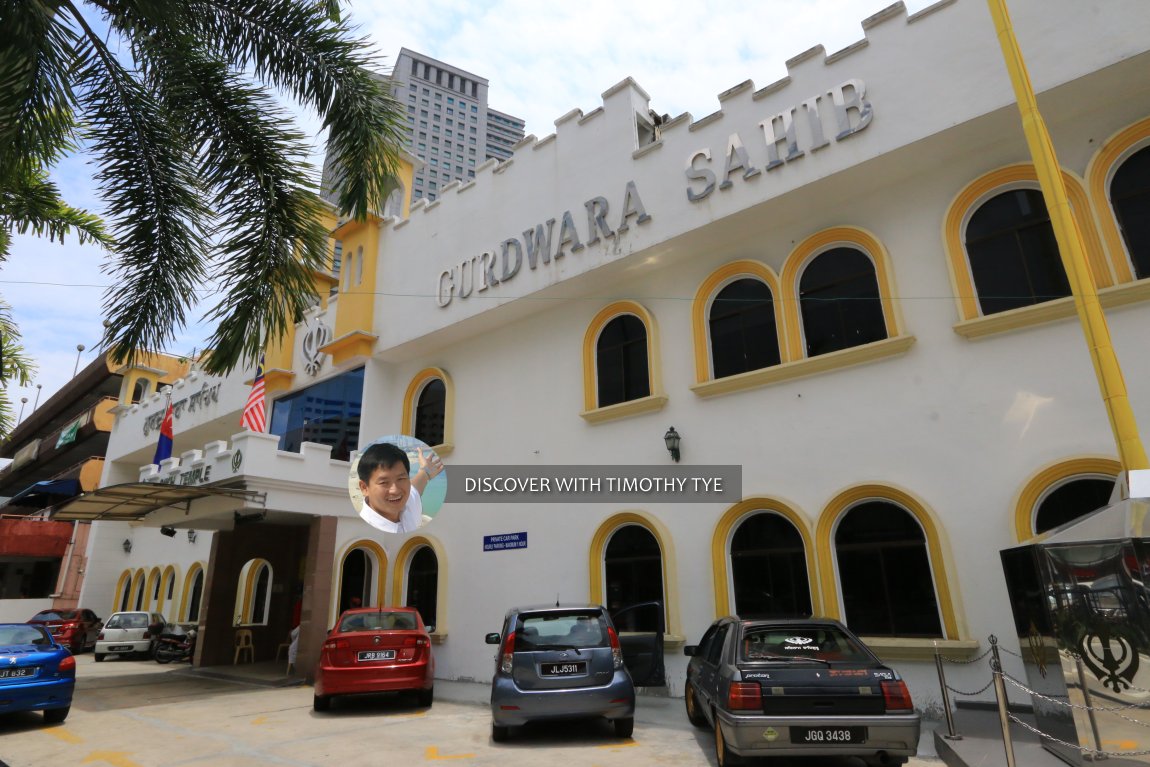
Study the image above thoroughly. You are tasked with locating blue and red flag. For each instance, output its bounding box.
[153,401,174,465]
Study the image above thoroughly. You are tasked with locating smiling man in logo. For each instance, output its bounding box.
[357,442,444,534]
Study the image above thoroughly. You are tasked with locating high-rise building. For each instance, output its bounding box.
[390,48,525,202]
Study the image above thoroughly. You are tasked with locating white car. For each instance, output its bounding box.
[94,611,168,662]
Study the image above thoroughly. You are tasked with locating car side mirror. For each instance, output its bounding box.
[683,645,699,656]
[485,633,501,645]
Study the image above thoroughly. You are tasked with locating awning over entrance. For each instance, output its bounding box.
[7,478,82,508]
[49,482,262,522]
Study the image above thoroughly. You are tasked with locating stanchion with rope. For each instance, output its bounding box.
[990,635,1018,767]
[934,640,962,740]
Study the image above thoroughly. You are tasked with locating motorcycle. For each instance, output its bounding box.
[154,625,197,664]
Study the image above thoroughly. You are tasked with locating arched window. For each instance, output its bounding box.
[406,547,438,630]
[965,189,1069,315]
[596,315,650,407]
[604,525,664,632]
[331,240,343,296]
[799,247,887,357]
[131,378,150,404]
[236,559,273,626]
[185,567,204,623]
[1035,477,1115,535]
[414,379,446,447]
[730,513,811,619]
[115,571,132,613]
[835,502,942,637]
[132,570,145,611]
[340,548,372,611]
[1110,145,1150,279]
[709,279,780,378]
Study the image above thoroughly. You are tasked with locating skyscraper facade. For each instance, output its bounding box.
[391,48,526,202]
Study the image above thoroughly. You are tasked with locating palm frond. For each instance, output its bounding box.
[0,165,111,252]
[65,1,207,367]
[0,1,80,171]
[0,295,36,440]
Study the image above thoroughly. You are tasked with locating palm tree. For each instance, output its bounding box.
[0,0,405,383]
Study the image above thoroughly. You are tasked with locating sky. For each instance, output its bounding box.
[3,0,937,420]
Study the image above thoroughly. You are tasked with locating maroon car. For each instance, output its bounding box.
[313,606,434,712]
[27,608,103,653]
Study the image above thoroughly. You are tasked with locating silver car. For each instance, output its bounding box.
[94,611,167,662]
[484,604,663,742]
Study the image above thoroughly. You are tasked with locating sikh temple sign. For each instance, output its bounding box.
[684,79,873,201]
[436,181,652,307]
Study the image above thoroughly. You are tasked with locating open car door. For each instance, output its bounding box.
[610,601,665,686]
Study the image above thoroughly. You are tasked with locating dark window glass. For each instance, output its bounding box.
[596,315,650,407]
[340,548,371,611]
[407,547,438,629]
[704,623,729,665]
[414,379,446,447]
[252,566,270,623]
[966,189,1070,314]
[1111,146,1150,279]
[131,379,149,404]
[731,513,812,619]
[709,279,780,378]
[835,502,942,637]
[120,581,130,612]
[188,570,204,623]
[166,574,174,599]
[799,247,887,357]
[269,367,364,461]
[1035,478,1115,534]
[134,580,144,610]
[605,525,663,632]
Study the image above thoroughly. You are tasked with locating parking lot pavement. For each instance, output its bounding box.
[0,654,944,766]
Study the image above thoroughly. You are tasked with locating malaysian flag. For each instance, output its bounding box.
[241,355,267,432]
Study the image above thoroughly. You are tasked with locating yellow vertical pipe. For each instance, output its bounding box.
[986,0,1148,471]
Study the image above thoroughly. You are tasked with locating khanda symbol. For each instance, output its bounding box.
[1078,628,1139,693]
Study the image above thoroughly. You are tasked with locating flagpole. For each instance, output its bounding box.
[986,0,1148,472]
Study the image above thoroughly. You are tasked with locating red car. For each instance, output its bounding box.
[27,608,103,653]
[313,606,434,712]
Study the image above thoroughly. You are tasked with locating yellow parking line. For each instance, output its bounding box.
[595,741,638,749]
[424,746,475,760]
[45,727,83,744]
[80,751,144,767]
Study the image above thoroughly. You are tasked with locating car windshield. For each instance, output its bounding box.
[0,625,50,645]
[338,611,417,632]
[741,626,872,663]
[30,610,78,621]
[106,614,149,629]
[515,611,607,650]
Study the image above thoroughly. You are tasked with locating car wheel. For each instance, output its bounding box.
[491,722,509,742]
[416,687,434,707]
[714,715,743,766]
[685,682,708,728]
[43,706,70,724]
[313,694,331,712]
[94,653,105,663]
[613,717,634,738]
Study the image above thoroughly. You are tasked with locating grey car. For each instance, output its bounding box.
[684,617,920,766]
[94,611,167,662]
[484,603,663,742]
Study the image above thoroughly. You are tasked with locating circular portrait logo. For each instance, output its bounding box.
[349,435,446,534]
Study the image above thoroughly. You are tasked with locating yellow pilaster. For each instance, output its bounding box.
[987,0,1148,471]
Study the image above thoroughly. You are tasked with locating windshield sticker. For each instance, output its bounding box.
[784,636,814,645]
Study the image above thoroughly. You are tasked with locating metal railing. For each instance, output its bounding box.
[934,634,1150,762]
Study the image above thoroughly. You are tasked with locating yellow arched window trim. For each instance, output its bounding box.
[112,570,132,614]
[711,499,819,619]
[130,569,146,610]
[180,562,206,623]
[390,535,449,643]
[1013,456,1121,543]
[238,559,273,625]
[332,539,389,626]
[1087,116,1150,285]
[401,367,455,456]
[691,261,787,385]
[156,564,179,615]
[815,484,971,660]
[944,164,1114,328]
[588,511,683,644]
[779,226,903,362]
[581,301,668,423]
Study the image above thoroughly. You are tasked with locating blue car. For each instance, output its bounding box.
[0,623,76,723]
